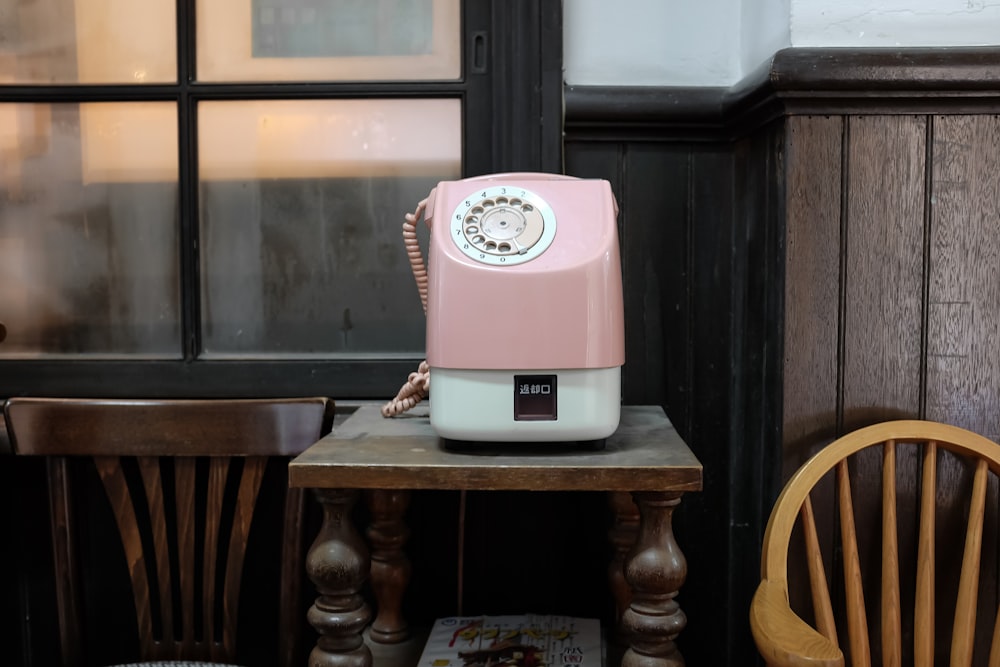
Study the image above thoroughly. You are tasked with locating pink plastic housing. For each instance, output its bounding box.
[425,173,625,371]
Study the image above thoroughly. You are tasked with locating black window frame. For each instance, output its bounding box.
[0,0,563,399]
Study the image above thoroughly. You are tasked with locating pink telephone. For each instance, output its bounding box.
[384,172,625,444]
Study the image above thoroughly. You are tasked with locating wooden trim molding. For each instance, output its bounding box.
[562,85,729,140]
[565,46,1000,140]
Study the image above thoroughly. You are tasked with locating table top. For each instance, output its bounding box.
[289,404,702,492]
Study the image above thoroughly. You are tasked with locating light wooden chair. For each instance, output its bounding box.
[750,420,1000,667]
[5,397,331,667]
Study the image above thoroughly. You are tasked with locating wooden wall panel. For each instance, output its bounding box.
[926,115,1000,439]
[782,116,844,475]
[840,115,927,663]
[842,115,927,427]
[619,146,688,410]
[926,114,1000,664]
[684,147,738,666]
[730,122,788,665]
[781,115,844,628]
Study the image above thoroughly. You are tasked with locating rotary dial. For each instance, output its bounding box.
[450,185,556,265]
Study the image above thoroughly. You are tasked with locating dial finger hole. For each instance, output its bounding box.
[521,204,534,212]
[466,226,479,234]
[485,241,497,250]
[498,242,511,252]
[473,235,486,244]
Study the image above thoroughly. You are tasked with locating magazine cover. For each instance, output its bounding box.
[417,614,602,667]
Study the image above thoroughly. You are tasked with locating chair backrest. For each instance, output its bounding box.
[750,420,1000,667]
[5,397,331,667]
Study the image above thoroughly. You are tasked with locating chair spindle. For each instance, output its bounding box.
[951,458,988,667]
[914,441,937,667]
[203,457,228,656]
[223,458,267,657]
[801,495,838,644]
[138,456,174,653]
[838,457,872,666]
[881,440,902,666]
[174,457,197,651]
[94,456,157,657]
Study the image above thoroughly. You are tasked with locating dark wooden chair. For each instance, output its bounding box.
[750,420,1000,666]
[4,397,331,667]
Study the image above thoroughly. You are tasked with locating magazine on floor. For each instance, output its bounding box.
[416,614,602,667]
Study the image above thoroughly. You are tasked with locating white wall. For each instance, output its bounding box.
[563,0,742,87]
[742,0,792,78]
[564,0,1000,87]
[791,0,1000,47]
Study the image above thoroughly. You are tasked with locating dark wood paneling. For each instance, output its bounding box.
[619,146,689,408]
[926,115,1000,439]
[781,116,843,473]
[768,47,1000,115]
[842,115,927,427]
[926,114,1000,662]
[682,147,737,667]
[780,115,844,630]
[839,115,926,663]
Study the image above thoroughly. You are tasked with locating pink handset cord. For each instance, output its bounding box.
[381,193,434,417]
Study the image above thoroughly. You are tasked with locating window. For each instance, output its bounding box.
[0,0,562,398]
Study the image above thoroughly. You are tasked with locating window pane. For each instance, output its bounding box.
[0,0,176,84]
[198,98,462,357]
[0,102,181,358]
[196,0,460,82]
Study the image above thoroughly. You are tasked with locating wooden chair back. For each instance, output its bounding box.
[750,420,1000,667]
[5,397,331,667]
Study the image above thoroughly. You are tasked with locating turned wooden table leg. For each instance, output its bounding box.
[608,491,640,634]
[364,489,412,644]
[620,491,688,667]
[305,488,373,667]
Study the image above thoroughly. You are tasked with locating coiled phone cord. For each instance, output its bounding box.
[381,194,433,417]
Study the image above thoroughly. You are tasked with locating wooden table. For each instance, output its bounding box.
[289,404,702,667]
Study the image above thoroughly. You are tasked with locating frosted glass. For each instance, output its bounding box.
[197,0,460,82]
[0,102,180,358]
[198,98,462,356]
[0,0,176,84]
